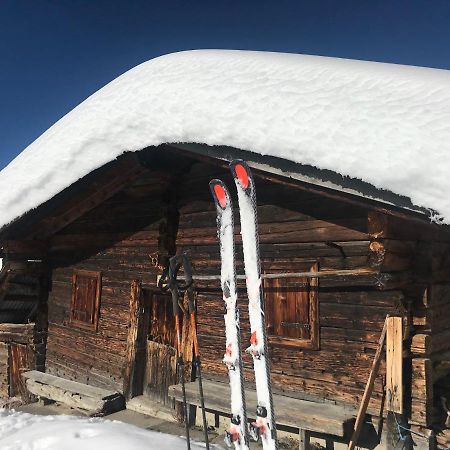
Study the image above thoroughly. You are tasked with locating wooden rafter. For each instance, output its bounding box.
[26,155,147,240]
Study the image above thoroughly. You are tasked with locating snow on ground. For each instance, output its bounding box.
[1,50,450,226]
[0,409,217,450]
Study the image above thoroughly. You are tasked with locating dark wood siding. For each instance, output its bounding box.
[175,162,405,415]
[43,157,441,430]
[46,170,177,391]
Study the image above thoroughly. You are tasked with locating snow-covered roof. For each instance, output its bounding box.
[2,49,450,230]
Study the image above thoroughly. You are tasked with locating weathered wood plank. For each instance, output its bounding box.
[0,323,35,344]
[145,341,176,405]
[386,317,403,414]
[348,317,387,450]
[23,370,124,414]
[123,280,145,399]
[9,343,32,400]
[169,379,355,437]
[0,342,9,398]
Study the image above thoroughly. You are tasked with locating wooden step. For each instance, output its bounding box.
[126,395,177,423]
[23,370,125,415]
[169,379,356,437]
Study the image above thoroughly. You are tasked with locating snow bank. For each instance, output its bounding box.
[0,409,215,450]
[1,50,450,227]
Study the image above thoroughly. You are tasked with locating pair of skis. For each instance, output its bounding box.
[210,160,278,450]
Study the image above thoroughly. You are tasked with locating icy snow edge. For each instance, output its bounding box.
[1,49,450,228]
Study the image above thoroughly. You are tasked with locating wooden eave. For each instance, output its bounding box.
[168,143,450,240]
[0,152,148,241]
[1,142,449,244]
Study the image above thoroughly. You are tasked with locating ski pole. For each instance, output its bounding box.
[169,255,191,450]
[182,253,210,450]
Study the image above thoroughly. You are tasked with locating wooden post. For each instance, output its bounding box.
[386,316,406,450]
[348,316,388,450]
[386,316,403,414]
[299,428,311,450]
[123,280,145,400]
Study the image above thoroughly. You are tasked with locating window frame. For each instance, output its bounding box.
[264,262,319,350]
[70,269,102,332]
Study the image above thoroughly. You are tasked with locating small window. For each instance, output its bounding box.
[264,263,319,350]
[70,270,101,332]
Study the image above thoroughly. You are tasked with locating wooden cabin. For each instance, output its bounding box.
[0,143,449,449]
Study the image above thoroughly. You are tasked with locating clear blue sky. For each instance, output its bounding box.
[2,0,450,170]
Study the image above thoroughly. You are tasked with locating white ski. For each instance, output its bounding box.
[210,179,250,450]
[230,160,278,450]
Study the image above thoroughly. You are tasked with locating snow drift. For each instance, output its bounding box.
[0,409,217,450]
[1,50,450,227]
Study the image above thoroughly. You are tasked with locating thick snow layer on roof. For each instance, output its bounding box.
[0,410,216,450]
[1,49,450,228]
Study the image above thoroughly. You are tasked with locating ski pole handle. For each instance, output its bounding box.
[169,255,182,316]
[182,252,196,315]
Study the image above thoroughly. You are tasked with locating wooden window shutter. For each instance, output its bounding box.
[264,262,319,350]
[70,270,101,332]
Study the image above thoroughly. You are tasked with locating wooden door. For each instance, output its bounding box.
[144,292,177,405]
[145,341,177,405]
[9,343,30,399]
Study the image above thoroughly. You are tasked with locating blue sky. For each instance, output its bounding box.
[2,0,450,170]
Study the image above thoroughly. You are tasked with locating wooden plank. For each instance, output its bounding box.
[309,264,319,349]
[411,329,450,355]
[348,316,388,450]
[0,342,9,398]
[386,317,403,414]
[0,323,34,344]
[410,358,434,426]
[9,343,32,400]
[23,370,124,414]
[299,429,311,450]
[145,341,177,405]
[23,370,119,397]
[123,280,146,399]
[169,379,355,437]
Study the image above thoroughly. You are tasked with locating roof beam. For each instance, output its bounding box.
[25,154,147,240]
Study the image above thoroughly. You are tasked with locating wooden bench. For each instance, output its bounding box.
[169,379,356,449]
[23,370,125,415]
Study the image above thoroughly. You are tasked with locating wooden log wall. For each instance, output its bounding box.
[176,163,412,416]
[46,169,179,392]
[410,279,450,433]
[40,155,450,440]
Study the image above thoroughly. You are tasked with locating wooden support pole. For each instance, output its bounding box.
[191,268,376,281]
[347,316,388,450]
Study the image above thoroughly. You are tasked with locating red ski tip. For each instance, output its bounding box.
[234,163,249,189]
[213,183,227,209]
